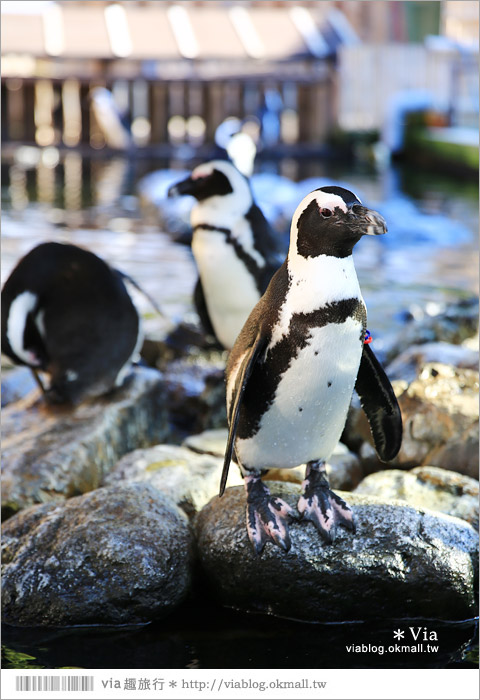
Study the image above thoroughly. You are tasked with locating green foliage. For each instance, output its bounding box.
[1,645,44,670]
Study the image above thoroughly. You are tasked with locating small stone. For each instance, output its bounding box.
[382,297,479,363]
[355,466,479,528]
[195,483,478,622]
[104,444,243,518]
[462,334,479,352]
[1,367,39,407]
[2,367,169,519]
[386,342,479,384]
[183,429,229,458]
[2,483,193,626]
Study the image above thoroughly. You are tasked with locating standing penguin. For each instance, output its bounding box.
[1,242,142,405]
[168,160,283,349]
[220,186,402,553]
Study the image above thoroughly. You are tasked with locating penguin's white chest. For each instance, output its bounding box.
[192,228,260,349]
[235,317,364,470]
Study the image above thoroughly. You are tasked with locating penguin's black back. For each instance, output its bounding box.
[1,242,140,403]
[245,203,285,293]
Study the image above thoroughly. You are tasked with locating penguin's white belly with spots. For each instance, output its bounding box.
[235,317,363,470]
[192,227,260,349]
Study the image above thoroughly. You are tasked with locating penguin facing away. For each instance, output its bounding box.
[1,242,142,405]
[168,160,283,350]
[220,186,403,553]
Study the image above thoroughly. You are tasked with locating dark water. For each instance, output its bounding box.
[2,597,478,670]
[1,149,478,671]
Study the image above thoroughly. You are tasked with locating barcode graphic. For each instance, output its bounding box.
[15,676,94,692]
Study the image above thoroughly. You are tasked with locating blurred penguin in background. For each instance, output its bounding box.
[168,160,284,349]
[214,117,258,177]
[2,242,142,405]
[89,87,132,150]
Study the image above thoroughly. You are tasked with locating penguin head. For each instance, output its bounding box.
[167,160,252,213]
[290,186,387,260]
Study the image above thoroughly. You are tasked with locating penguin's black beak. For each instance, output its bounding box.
[167,176,199,198]
[349,204,387,236]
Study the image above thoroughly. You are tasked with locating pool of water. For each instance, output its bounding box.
[2,151,478,348]
[1,149,478,671]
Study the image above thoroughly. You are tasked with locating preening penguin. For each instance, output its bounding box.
[220,186,403,553]
[1,242,142,405]
[168,160,283,349]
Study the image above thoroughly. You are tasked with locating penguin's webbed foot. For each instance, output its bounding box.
[297,461,355,543]
[245,474,296,554]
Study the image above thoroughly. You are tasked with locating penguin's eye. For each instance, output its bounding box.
[320,208,332,218]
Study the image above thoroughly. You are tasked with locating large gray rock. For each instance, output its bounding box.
[2,368,169,519]
[1,483,193,627]
[195,483,478,622]
[183,430,363,491]
[355,466,479,529]
[104,444,242,517]
[345,363,479,478]
[395,364,479,476]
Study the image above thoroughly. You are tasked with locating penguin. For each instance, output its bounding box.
[89,87,132,150]
[220,186,403,553]
[1,242,142,405]
[167,160,284,350]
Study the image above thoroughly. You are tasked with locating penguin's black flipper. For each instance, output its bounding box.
[355,343,403,462]
[193,277,217,339]
[219,332,268,496]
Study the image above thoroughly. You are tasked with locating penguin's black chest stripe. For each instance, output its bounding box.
[193,223,264,293]
[193,223,230,236]
[235,297,366,441]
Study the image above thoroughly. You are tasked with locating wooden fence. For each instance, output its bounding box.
[1,65,335,151]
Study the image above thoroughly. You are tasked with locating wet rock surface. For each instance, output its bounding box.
[195,483,478,622]
[345,363,479,477]
[1,483,193,626]
[1,368,169,519]
[355,466,479,529]
[104,444,242,518]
